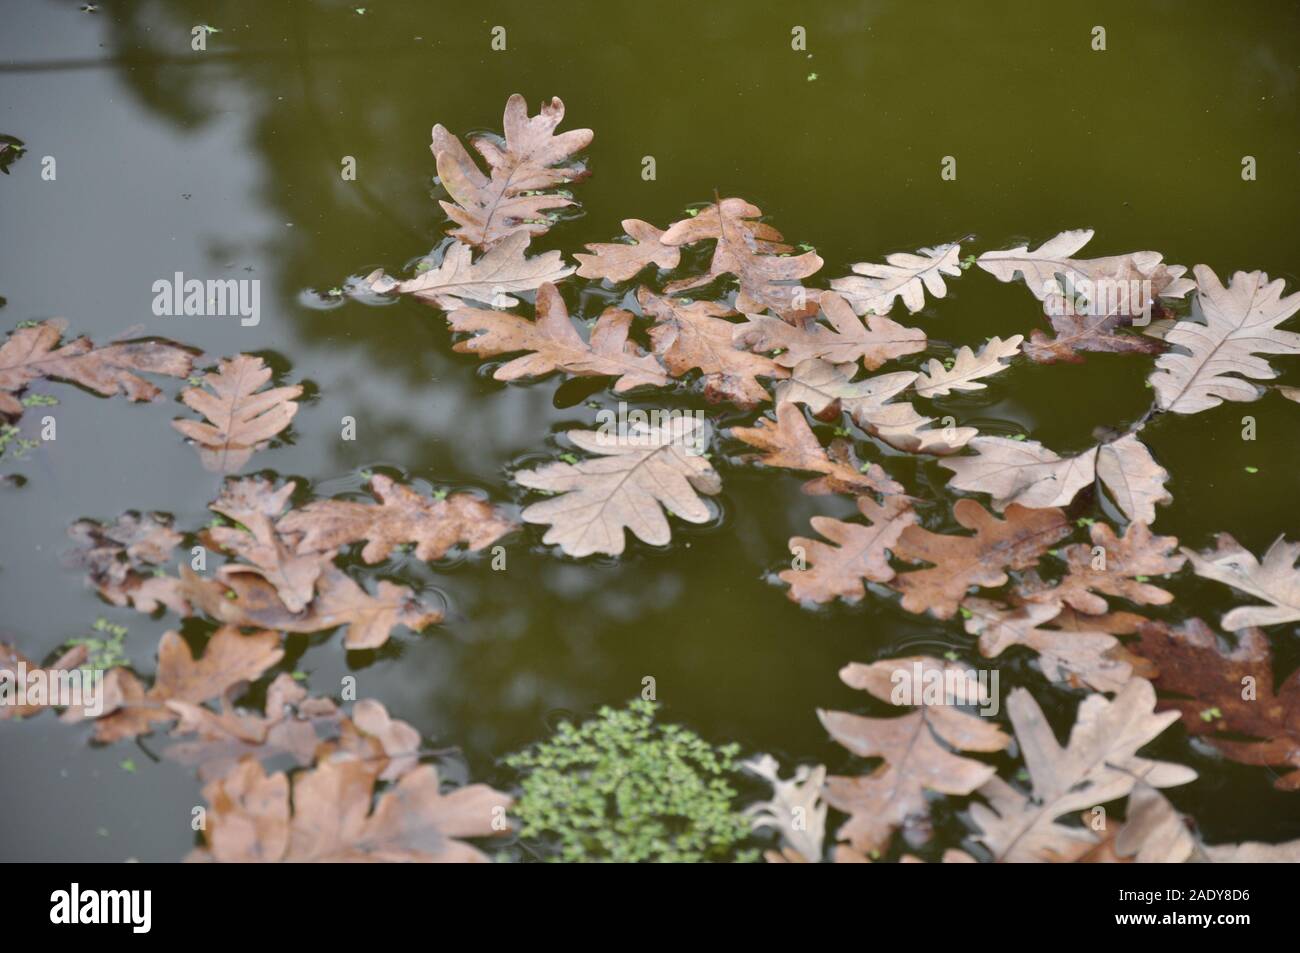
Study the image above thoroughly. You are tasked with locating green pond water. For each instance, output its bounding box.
[1,0,1298,861]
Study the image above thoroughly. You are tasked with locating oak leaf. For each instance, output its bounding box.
[1182,533,1300,630]
[914,335,1022,398]
[660,197,822,321]
[1149,266,1300,414]
[0,319,195,419]
[65,513,187,615]
[830,243,963,315]
[976,229,1194,307]
[891,499,1070,618]
[278,473,517,564]
[780,494,917,605]
[80,627,284,743]
[181,565,442,650]
[636,288,786,408]
[730,402,902,496]
[1021,521,1185,615]
[172,355,302,473]
[575,219,680,282]
[0,643,89,720]
[819,657,1010,855]
[367,232,574,310]
[193,757,511,862]
[733,292,926,370]
[742,754,828,864]
[431,94,590,248]
[1133,618,1300,790]
[447,282,668,393]
[967,679,1196,862]
[514,415,720,557]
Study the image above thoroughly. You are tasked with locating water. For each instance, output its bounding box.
[1,0,1298,861]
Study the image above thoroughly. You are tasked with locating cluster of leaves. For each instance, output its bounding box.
[504,700,755,862]
[6,92,1300,863]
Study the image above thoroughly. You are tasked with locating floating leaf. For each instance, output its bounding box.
[780,494,916,604]
[830,243,963,315]
[575,220,680,282]
[172,355,302,473]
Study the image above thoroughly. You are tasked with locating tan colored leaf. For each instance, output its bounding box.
[1133,618,1300,790]
[1025,279,1170,364]
[976,229,1194,305]
[172,355,302,473]
[661,197,822,320]
[1182,533,1300,630]
[892,499,1070,618]
[431,94,590,248]
[279,474,516,564]
[1021,521,1184,615]
[967,679,1196,862]
[64,513,187,615]
[730,402,901,496]
[370,232,574,310]
[85,627,284,742]
[0,319,195,420]
[637,288,786,408]
[940,436,1096,510]
[181,566,442,650]
[820,657,1010,854]
[447,282,668,393]
[780,494,917,604]
[164,673,342,781]
[1094,433,1172,525]
[742,754,828,863]
[774,358,915,418]
[194,758,511,862]
[1150,265,1300,414]
[914,335,1023,398]
[575,219,680,282]
[733,292,926,370]
[830,243,963,315]
[961,598,1133,692]
[515,415,720,557]
[858,398,979,455]
[1116,783,1300,863]
[207,478,330,614]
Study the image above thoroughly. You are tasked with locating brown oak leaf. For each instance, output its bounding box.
[172,354,302,473]
[733,291,926,370]
[780,495,917,605]
[575,219,680,282]
[65,513,187,615]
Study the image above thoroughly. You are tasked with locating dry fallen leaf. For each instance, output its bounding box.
[1149,265,1300,414]
[976,229,1194,307]
[637,287,787,408]
[73,627,284,743]
[181,565,442,650]
[830,243,963,316]
[447,282,668,393]
[780,494,917,605]
[514,415,721,557]
[940,432,1171,524]
[660,197,822,321]
[891,499,1070,618]
[961,598,1134,692]
[1115,782,1300,863]
[1182,533,1300,630]
[172,355,302,473]
[731,402,902,496]
[367,231,575,310]
[575,219,680,282]
[820,656,1010,855]
[192,757,512,862]
[914,335,1022,398]
[1021,521,1185,615]
[279,473,517,564]
[0,319,195,419]
[431,94,590,249]
[967,679,1196,862]
[733,291,926,370]
[742,754,828,864]
[1134,618,1300,790]
[64,513,187,615]
[0,643,88,720]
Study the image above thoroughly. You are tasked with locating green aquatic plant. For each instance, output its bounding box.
[504,699,756,862]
